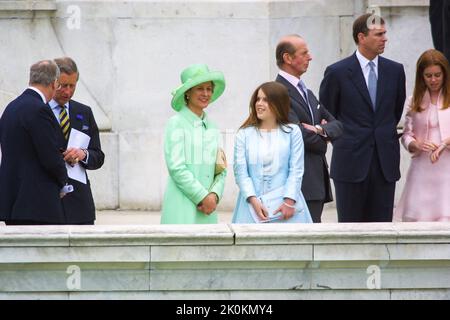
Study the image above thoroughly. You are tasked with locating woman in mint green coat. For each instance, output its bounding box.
[161,64,227,224]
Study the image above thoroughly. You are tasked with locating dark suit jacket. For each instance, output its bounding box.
[56,100,105,224]
[0,89,68,223]
[276,75,343,202]
[319,53,406,183]
[430,0,450,62]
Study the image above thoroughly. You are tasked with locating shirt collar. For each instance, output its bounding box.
[48,99,69,112]
[278,70,302,89]
[179,105,209,129]
[356,49,379,69]
[27,86,47,103]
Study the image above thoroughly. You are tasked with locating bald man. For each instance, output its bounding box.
[275,35,342,222]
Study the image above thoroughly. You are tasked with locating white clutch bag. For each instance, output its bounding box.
[248,186,294,223]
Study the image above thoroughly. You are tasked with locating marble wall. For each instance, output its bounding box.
[0,0,433,211]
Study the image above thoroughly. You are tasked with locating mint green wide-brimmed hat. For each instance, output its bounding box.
[171,64,226,111]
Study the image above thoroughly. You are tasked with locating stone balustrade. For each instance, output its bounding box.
[1,223,449,299]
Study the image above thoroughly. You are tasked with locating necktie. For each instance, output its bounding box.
[368,61,377,110]
[59,105,70,140]
[297,81,315,124]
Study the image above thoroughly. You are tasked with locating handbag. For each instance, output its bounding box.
[215,148,227,175]
[248,186,304,223]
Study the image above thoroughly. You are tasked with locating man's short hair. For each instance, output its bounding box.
[29,60,60,86]
[275,35,302,68]
[353,13,385,44]
[54,56,79,78]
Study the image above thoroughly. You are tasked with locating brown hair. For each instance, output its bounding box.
[240,82,291,130]
[54,56,79,80]
[353,13,385,44]
[411,49,450,112]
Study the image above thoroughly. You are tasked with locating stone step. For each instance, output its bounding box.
[95,207,338,225]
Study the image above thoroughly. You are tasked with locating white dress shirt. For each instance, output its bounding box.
[355,49,379,88]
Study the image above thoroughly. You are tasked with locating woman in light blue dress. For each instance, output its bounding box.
[232,82,312,223]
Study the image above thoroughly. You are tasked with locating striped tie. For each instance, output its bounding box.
[59,105,70,140]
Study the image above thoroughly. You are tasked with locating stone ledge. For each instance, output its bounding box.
[231,222,450,245]
[368,0,428,7]
[0,224,234,247]
[1,223,450,247]
[0,0,56,11]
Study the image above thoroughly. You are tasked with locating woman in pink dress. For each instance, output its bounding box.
[395,49,450,222]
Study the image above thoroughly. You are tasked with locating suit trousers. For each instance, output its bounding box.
[306,200,324,223]
[334,149,396,222]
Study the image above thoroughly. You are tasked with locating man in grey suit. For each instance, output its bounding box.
[275,34,343,222]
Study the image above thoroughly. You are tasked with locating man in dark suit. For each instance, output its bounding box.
[48,57,105,225]
[430,0,450,62]
[319,14,406,222]
[0,60,68,225]
[275,35,343,223]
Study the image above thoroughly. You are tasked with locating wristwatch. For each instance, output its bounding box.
[314,125,323,133]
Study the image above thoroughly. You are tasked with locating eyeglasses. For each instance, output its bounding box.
[54,79,62,90]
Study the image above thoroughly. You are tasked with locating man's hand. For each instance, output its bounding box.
[63,147,86,166]
[301,123,318,134]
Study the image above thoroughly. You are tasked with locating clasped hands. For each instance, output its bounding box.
[248,196,295,222]
[409,140,446,163]
[62,147,86,167]
[197,193,218,215]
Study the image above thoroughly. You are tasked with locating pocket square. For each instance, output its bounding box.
[82,125,89,131]
[317,104,321,109]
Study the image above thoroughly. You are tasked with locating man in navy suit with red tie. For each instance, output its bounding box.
[319,14,406,222]
[0,60,68,225]
[49,57,105,225]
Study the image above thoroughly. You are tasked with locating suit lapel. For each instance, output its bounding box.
[68,101,82,131]
[375,57,387,112]
[276,75,313,122]
[348,54,374,111]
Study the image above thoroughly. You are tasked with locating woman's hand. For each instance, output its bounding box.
[248,196,269,221]
[197,193,218,215]
[273,198,296,220]
[408,140,438,154]
[431,143,447,163]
